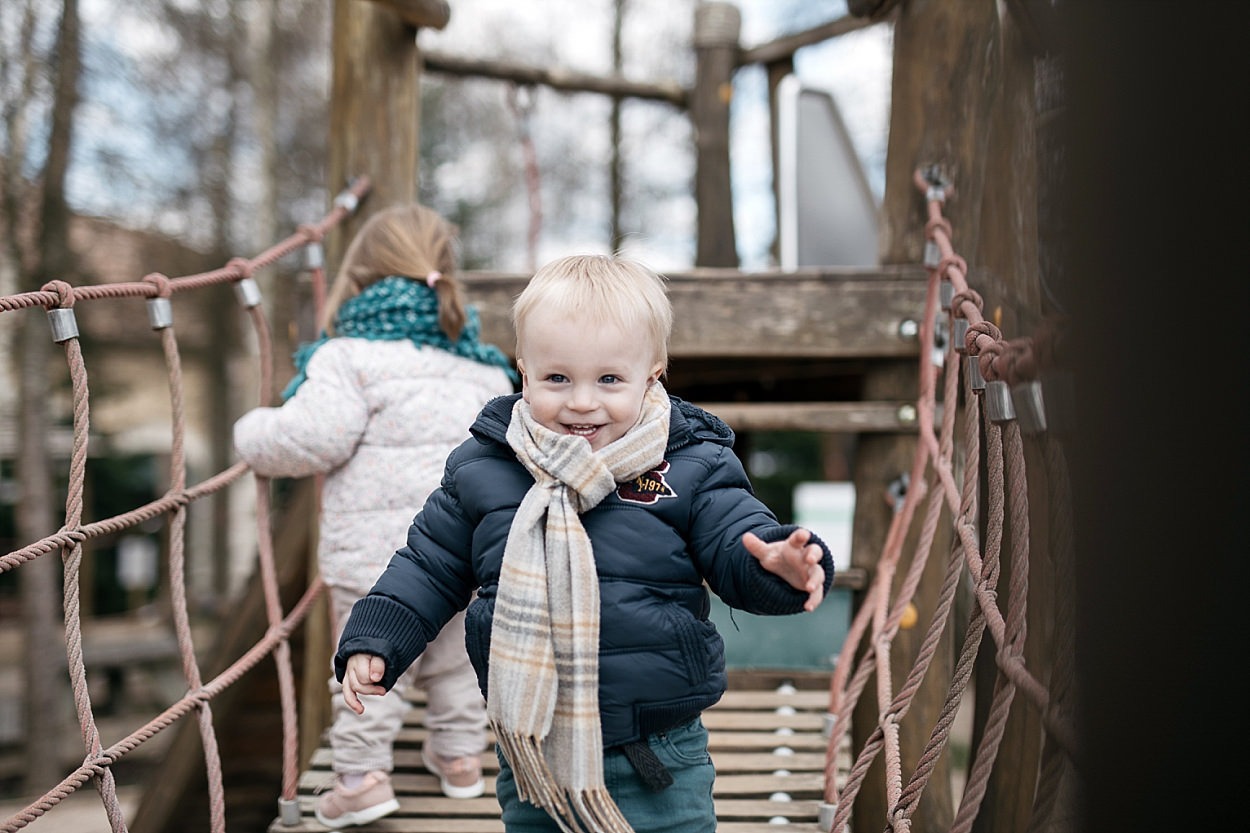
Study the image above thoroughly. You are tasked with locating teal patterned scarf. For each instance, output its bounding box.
[282,275,517,400]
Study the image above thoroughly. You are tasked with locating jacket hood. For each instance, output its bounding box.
[470,392,735,452]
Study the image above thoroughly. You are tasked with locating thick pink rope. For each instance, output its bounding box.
[0,178,368,833]
[825,169,1078,833]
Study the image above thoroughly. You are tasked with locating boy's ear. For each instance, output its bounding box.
[648,362,665,385]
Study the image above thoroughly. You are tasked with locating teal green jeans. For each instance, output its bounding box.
[495,717,716,833]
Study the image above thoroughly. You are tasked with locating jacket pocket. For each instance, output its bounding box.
[663,606,718,686]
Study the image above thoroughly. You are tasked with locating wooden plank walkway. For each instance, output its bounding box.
[270,673,849,833]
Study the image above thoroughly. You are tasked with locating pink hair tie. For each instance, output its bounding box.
[426,271,442,288]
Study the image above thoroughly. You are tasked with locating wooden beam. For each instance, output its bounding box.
[460,265,928,360]
[738,14,876,67]
[834,566,868,590]
[695,401,918,433]
[421,50,687,107]
[359,0,450,30]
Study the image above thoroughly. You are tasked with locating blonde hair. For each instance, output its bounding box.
[321,203,468,338]
[512,254,672,371]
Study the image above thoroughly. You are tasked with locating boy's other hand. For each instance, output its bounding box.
[743,528,825,612]
[342,653,388,714]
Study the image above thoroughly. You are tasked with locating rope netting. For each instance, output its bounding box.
[0,176,371,833]
[0,167,1079,833]
[817,169,1079,833]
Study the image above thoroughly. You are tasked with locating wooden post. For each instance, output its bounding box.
[327,0,422,268]
[863,1,1047,831]
[845,0,1045,827]
[691,2,739,267]
[765,58,793,267]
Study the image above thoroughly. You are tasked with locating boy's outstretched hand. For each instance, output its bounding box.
[342,653,388,715]
[743,528,826,612]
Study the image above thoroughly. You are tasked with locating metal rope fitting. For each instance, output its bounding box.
[47,308,79,343]
[985,380,1017,423]
[965,355,986,392]
[234,277,262,309]
[146,297,174,330]
[304,241,324,270]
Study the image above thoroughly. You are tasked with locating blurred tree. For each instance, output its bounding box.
[418,0,696,271]
[119,0,330,605]
[418,75,524,270]
[0,0,83,794]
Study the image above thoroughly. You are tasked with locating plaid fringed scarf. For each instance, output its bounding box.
[489,382,671,833]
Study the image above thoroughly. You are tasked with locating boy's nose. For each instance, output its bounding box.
[568,385,597,411]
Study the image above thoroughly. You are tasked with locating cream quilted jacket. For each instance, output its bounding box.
[233,338,515,595]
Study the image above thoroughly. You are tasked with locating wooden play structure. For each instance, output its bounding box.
[0,1,1076,832]
[267,2,1062,831]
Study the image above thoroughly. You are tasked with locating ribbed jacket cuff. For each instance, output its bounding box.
[334,595,430,690]
[747,524,836,613]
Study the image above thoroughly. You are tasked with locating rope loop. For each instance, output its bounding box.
[935,253,967,281]
[226,257,254,281]
[924,215,953,241]
[966,320,1002,354]
[296,223,323,244]
[1001,342,1024,385]
[978,340,1005,381]
[1002,339,1037,385]
[950,288,983,318]
[143,272,172,298]
[40,279,76,309]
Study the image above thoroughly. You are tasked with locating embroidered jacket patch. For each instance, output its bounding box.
[617,460,678,505]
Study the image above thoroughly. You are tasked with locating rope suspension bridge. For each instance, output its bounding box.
[0,170,1079,833]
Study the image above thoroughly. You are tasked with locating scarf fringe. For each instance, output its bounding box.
[494,728,575,831]
[495,727,637,833]
[572,788,636,833]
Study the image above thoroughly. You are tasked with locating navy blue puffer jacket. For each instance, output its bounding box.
[334,393,835,747]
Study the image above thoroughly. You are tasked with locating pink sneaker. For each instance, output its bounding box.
[421,747,485,799]
[314,770,400,828]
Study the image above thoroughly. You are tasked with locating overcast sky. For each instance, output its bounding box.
[65,0,891,273]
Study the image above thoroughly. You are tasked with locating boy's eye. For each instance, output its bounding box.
[546,373,568,383]
[599,375,620,384]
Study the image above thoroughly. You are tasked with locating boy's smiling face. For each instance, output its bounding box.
[517,307,664,452]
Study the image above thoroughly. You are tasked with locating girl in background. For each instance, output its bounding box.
[233,203,517,828]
